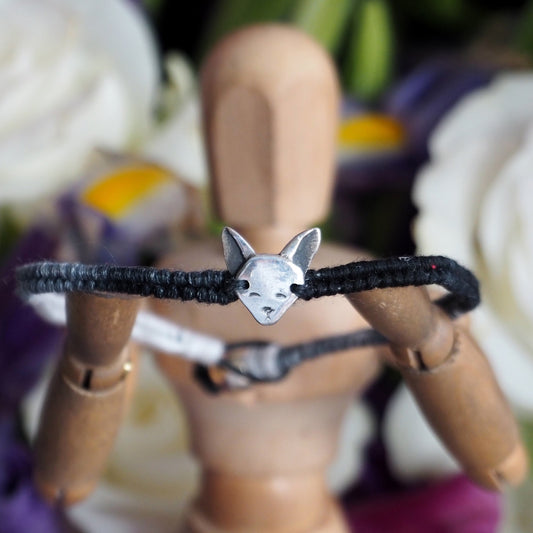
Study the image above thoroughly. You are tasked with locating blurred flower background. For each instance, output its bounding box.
[2,0,533,531]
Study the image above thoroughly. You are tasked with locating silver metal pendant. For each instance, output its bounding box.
[222,227,321,325]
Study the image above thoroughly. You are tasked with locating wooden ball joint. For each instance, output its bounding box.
[31,24,527,533]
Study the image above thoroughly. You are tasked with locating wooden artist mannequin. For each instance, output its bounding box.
[32,23,527,533]
[151,25,383,533]
[150,24,527,532]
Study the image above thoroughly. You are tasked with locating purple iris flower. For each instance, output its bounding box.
[58,194,143,266]
[0,226,67,532]
[0,419,66,533]
[345,474,501,533]
[0,227,63,415]
[332,58,494,255]
[386,59,494,159]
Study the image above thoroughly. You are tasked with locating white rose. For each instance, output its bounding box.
[383,73,533,483]
[414,73,533,414]
[0,0,159,208]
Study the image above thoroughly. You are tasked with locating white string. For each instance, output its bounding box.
[27,293,226,365]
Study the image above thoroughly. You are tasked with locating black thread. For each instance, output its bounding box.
[17,262,242,305]
[194,329,388,393]
[292,256,480,317]
[276,329,387,374]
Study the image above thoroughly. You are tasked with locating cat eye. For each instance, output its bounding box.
[276,293,287,299]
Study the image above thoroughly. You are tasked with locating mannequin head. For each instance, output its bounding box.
[201,24,340,233]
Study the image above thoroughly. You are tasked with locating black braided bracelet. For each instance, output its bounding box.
[17,256,481,394]
[16,262,242,305]
[16,255,479,317]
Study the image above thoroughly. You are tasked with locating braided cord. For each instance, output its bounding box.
[16,256,479,317]
[17,262,240,305]
[293,255,480,317]
[277,328,387,374]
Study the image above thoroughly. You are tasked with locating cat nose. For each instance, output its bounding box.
[262,306,274,317]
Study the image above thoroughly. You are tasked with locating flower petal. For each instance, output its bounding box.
[52,0,159,123]
[413,132,519,265]
[345,474,501,533]
[143,98,207,186]
[472,307,533,415]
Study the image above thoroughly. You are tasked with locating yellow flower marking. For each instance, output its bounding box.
[339,113,404,149]
[81,165,173,219]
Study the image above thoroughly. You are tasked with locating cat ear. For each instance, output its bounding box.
[222,227,256,275]
[279,228,321,273]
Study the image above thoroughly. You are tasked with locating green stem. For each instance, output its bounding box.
[343,0,394,103]
[514,0,533,61]
[291,0,353,54]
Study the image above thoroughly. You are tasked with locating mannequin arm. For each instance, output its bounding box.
[346,286,528,490]
[33,292,140,504]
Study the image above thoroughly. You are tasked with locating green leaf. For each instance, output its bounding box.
[343,0,394,102]
[521,418,533,473]
[142,0,165,16]
[291,0,353,54]
[0,207,22,261]
[514,0,533,61]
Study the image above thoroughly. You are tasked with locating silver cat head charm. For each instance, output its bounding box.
[222,227,321,325]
